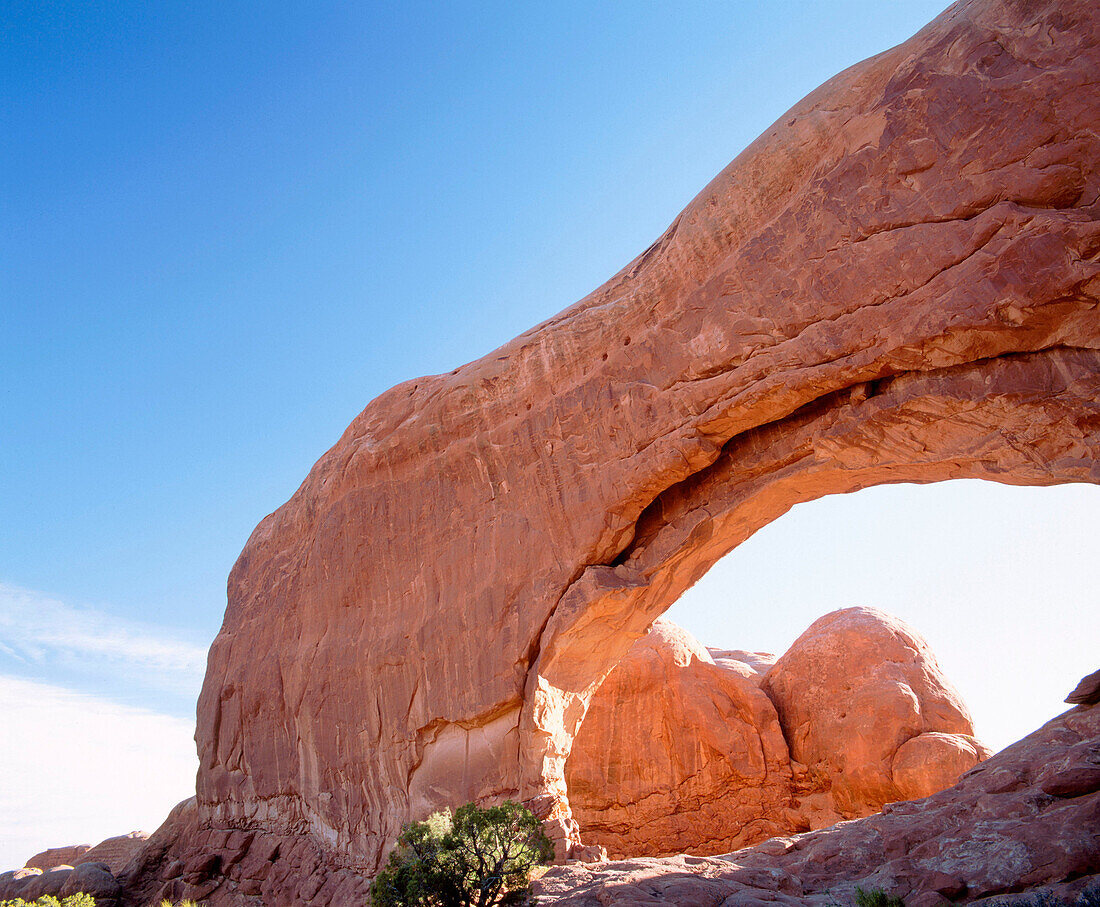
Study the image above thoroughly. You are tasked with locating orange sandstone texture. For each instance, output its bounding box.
[566,609,989,859]
[761,608,988,814]
[125,0,1100,902]
[565,619,797,859]
[534,697,1100,907]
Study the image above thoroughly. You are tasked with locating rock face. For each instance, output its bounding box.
[762,608,988,815]
[24,845,90,871]
[565,609,988,859]
[118,798,373,907]
[533,700,1100,906]
[126,0,1100,902]
[565,619,797,858]
[80,832,149,875]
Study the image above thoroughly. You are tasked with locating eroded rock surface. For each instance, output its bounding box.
[535,700,1100,906]
[566,609,988,859]
[122,0,1100,901]
[566,619,798,858]
[2,831,148,906]
[117,797,373,907]
[762,608,989,815]
[24,844,90,871]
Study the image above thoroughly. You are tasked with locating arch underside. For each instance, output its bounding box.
[521,344,1100,851]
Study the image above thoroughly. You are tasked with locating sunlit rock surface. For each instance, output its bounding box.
[118,0,1100,901]
[567,609,988,859]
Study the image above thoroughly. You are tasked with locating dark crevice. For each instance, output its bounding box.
[603,342,1093,576]
[606,377,880,571]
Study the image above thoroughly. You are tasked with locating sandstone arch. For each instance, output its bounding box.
[189,0,1099,894]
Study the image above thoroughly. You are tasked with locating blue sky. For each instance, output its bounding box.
[3,0,1097,870]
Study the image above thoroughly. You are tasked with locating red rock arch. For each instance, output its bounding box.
[188,0,1099,896]
[519,346,1100,852]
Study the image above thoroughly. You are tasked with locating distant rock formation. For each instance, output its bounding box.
[566,619,796,858]
[21,832,148,876]
[79,832,149,875]
[761,608,988,813]
[24,845,90,871]
[535,689,1100,906]
[566,609,988,858]
[1,831,148,906]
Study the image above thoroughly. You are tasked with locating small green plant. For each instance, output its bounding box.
[370,800,554,907]
[0,896,97,907]
[854,888,905,907]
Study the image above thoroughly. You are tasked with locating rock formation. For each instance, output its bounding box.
[565,619,798,859]
[566,609,988,859]
[79,832,150,875]
[20,833,149,876]
[24,844,90,871]
[0,861,121,906]
[533,695,1100,906]
[761,608,988,814]
[118,0,1099,902]
[0,832,150,906]
[1067,668,1100,706]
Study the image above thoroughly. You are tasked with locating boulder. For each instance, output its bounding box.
[0,867,40,902]
[17,866,71,900]
[60,860,122,905]
[761,607,990,814]
[566,619,797,858]
[566,609,988,858]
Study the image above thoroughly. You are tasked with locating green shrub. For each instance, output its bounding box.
[0,896,97,907]
[370,800,554,906]
[854,888,905,907]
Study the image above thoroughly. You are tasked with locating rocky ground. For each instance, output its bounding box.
[535,699,1100,906]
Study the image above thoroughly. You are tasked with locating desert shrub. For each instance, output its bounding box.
[0,896,97,907]
[854,888,905,907]
[370,800,554,906]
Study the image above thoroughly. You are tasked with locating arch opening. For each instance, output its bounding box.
[518,346,1100,856]
[561,479,1100,859]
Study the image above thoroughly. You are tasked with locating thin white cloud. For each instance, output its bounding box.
[0,583,208,694]
[0,674,197,872]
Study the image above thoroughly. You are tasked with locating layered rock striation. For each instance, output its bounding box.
[0,832,150,906]
[566,609,988,859]
[122,0,1100,902]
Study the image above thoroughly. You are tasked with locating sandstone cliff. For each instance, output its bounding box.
[115,0,1100,902]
